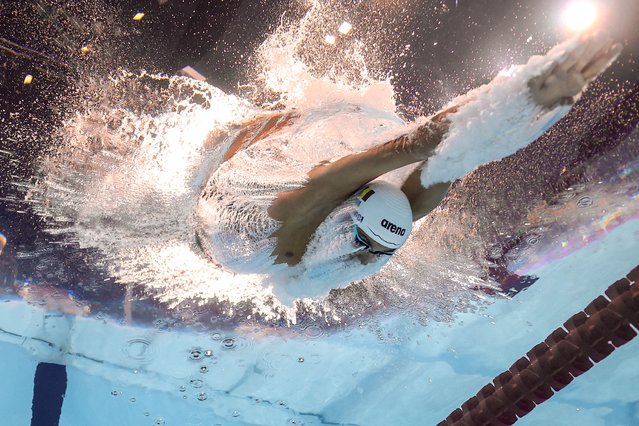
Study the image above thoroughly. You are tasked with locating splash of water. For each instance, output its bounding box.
[22,3,507,327]
[252,0,381,108]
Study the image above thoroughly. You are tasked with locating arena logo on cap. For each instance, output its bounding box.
[381,219,405,236]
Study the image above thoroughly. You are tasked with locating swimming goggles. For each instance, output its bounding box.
[354,226,396,256]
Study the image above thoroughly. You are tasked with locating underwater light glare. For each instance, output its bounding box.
[561,1,599,32]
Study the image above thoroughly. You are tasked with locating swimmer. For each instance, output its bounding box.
[196,32,622,289]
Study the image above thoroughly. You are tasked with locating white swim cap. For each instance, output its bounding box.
[351,181,413,249]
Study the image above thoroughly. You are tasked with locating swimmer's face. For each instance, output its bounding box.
[353,226,396,265]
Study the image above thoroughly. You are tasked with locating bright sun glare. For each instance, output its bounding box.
[562,1,599,32]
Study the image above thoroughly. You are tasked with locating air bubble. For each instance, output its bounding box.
[227,336,252,350]
[232,410,240,417]
[298,357,304,363]
[123,338,153,362]
[190,379,203,388]
[129,398,136,403]
[210,332,223,340]
[111,390,119,396]
[577,196,593,208]
[222,338,235,349]
[204,349,213,357]
[154,419,165,426]
[189,347,204,360]
[200,366,208,373]
[302,324,324,339]
[526,234,541,246]
[179,386,186,392]
[197,392,208,401]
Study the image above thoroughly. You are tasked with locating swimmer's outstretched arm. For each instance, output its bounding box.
[402,32,622,221]
[268,32,621,265]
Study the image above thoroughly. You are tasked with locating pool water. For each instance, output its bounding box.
[0,217,637,425]
[1,1,638,425]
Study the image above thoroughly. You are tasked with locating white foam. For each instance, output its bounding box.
[419,37,579,187]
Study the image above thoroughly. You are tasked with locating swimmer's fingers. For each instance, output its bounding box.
[529,35,621,108]
[568,32,615,74]
[582,42,623,82]
[556,37,591,72]
[541,32,615,83]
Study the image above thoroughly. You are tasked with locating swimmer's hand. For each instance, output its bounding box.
[405,118,451,160]
[529,32,622,109]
